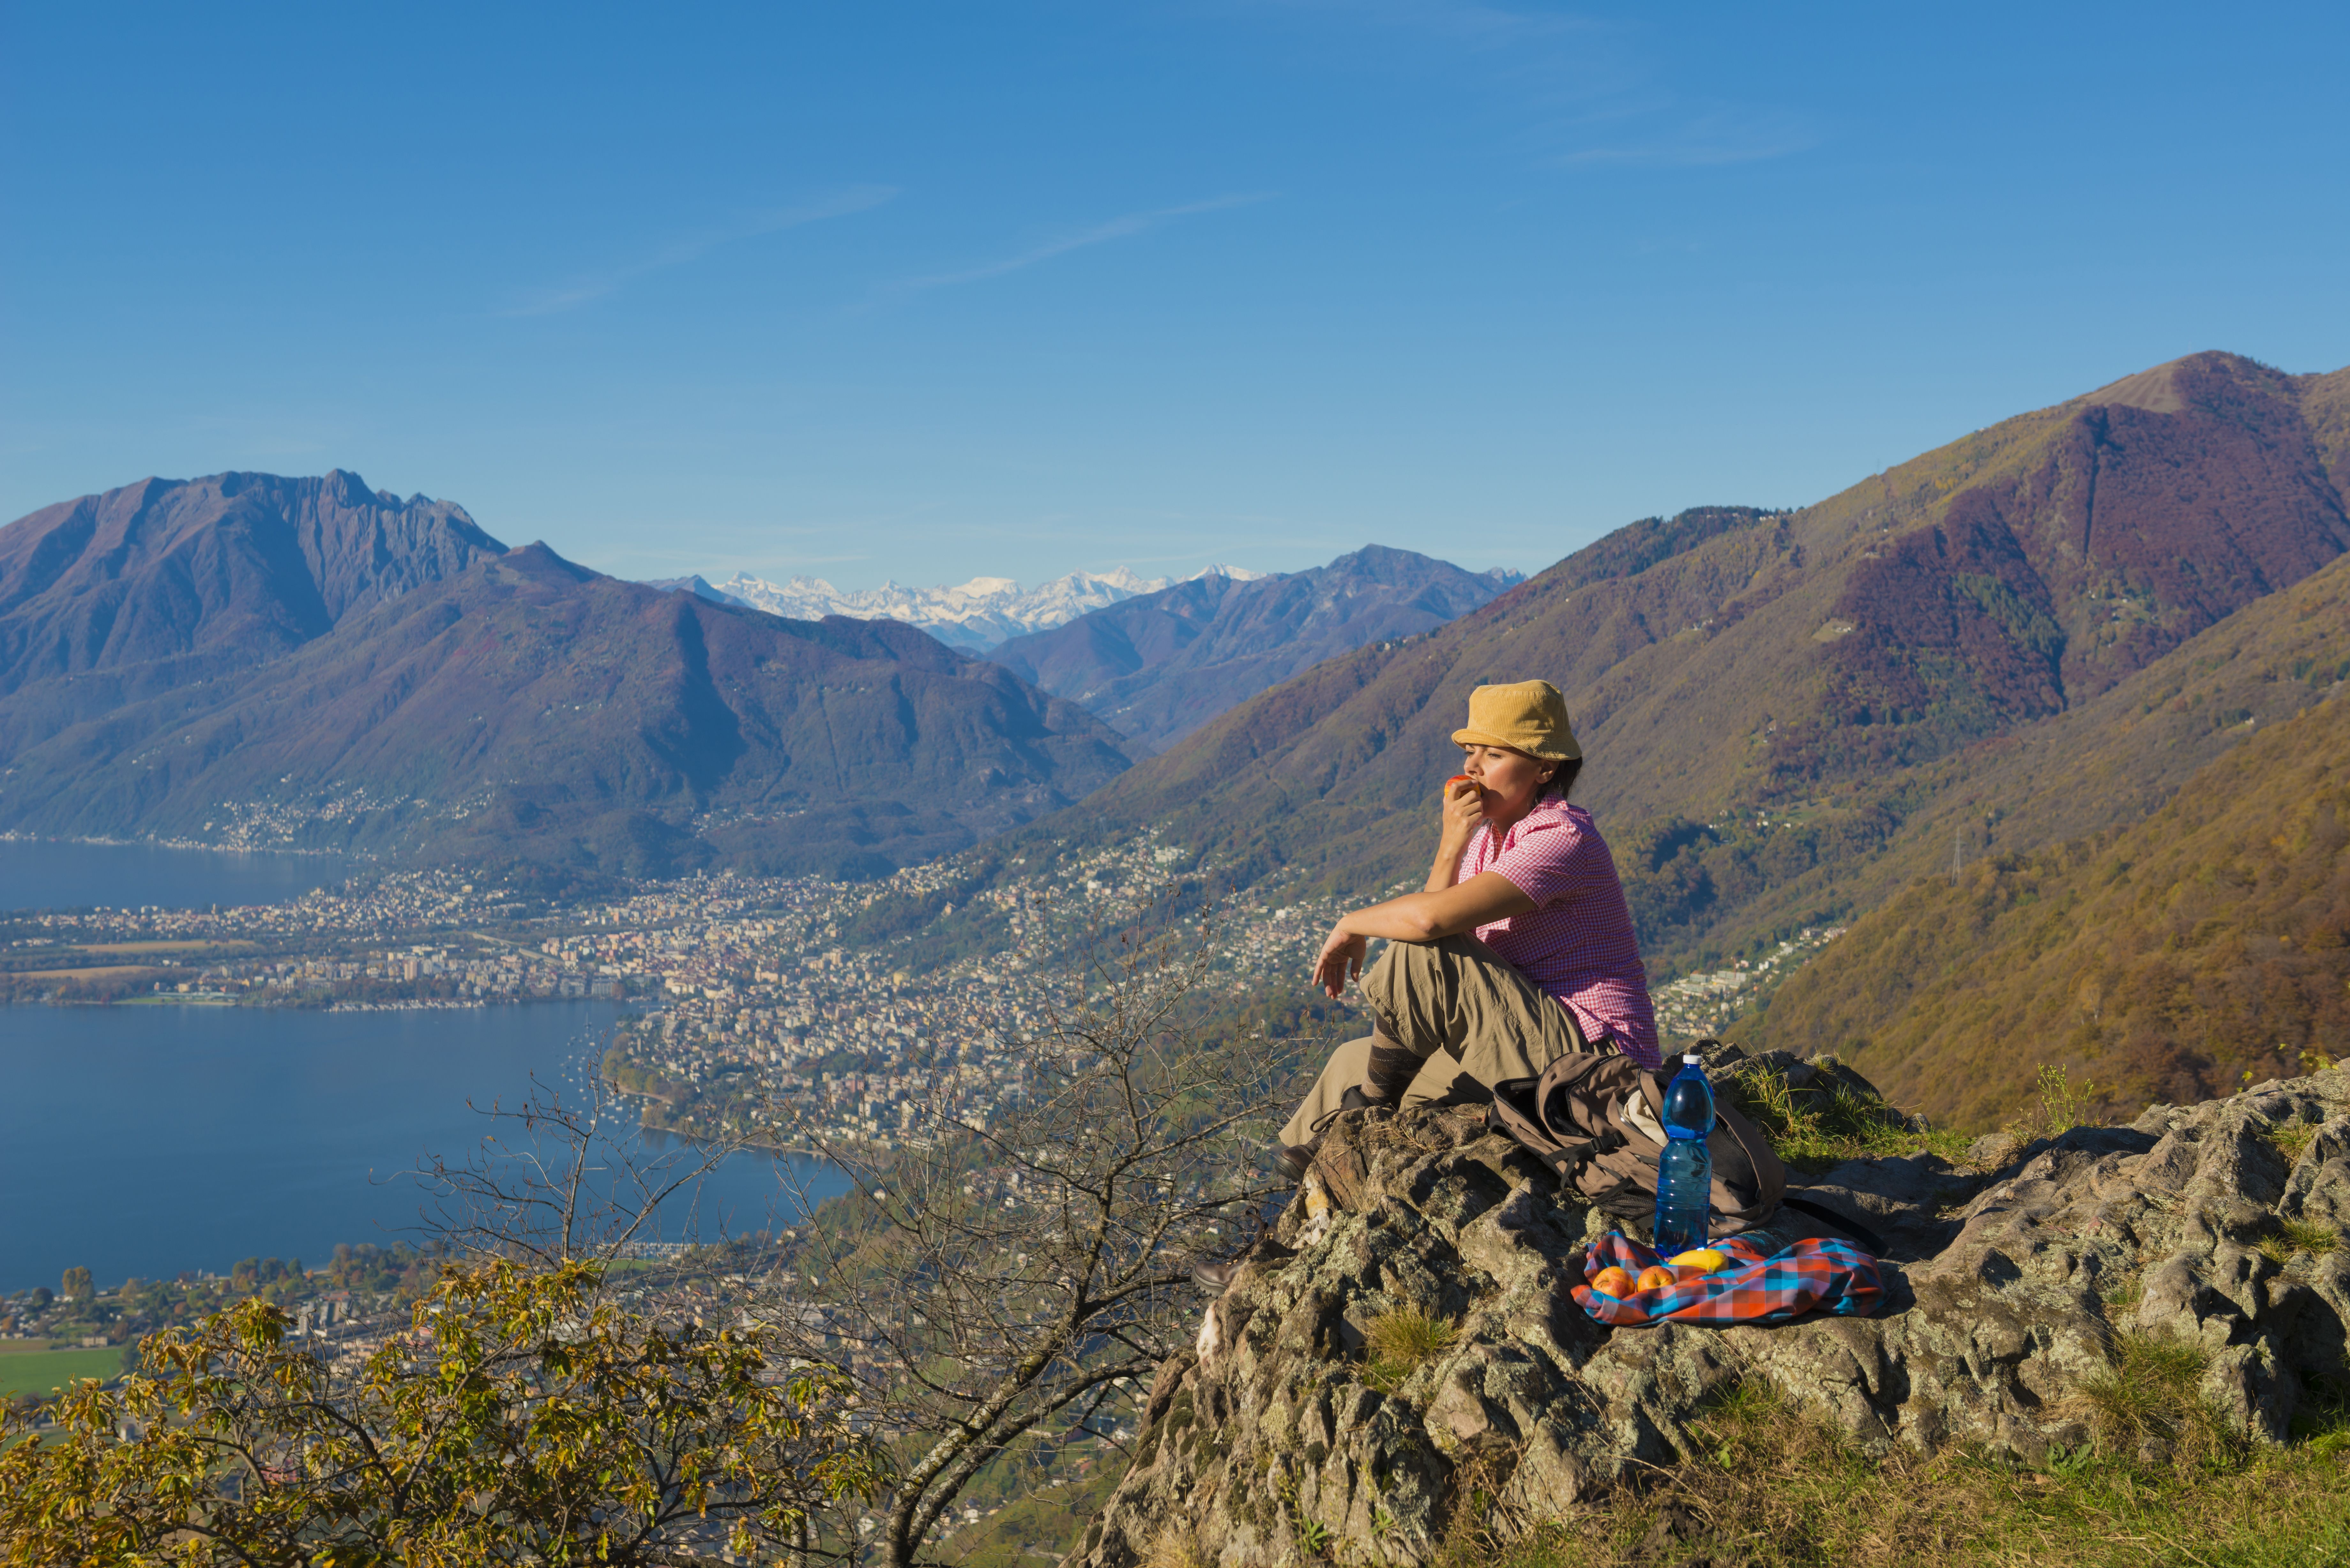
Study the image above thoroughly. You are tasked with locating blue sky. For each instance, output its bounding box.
[4,2,2346,589]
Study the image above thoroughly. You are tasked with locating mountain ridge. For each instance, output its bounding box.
[986,545,1522,752]
[699,564,1269,652]
[0,480,1138,877]
[0,470,505,753]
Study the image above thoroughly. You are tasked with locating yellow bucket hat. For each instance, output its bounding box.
[1452,679,1581,761]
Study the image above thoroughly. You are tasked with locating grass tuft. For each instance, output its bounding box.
[2291,1376,2350,1457]
[1361,1307,1459,1393]
[2265,1120,2320,1165]
[2255,1217,2339,1266]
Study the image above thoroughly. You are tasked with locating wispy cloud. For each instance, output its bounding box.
[503,185,898,316]
[1237,1,1818,171]
[894,192,1275,291]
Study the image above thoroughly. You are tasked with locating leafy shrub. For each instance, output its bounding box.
[0,1259,885,1565]
[2036,1063,2095,1135]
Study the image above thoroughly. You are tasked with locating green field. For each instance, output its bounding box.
[0,1346,124,1398]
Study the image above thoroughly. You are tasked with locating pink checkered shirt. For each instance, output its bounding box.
[1459,795,1660,1070]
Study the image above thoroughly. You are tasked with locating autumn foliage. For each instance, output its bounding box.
[1742,693,2350,1129]
[0,1258,885,1566]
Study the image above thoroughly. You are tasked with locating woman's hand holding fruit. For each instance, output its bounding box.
[1437,771,1484,844]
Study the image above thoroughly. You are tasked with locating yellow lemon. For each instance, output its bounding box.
[1667,1248,1731,1273]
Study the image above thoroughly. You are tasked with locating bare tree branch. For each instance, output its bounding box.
[763,893,1316,1566]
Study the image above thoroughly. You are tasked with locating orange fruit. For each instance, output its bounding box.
[1589,1266,1637,1298]
[1636,1264,1677,1293]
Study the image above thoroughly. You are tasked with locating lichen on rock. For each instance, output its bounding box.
[1064,1062,2350,1566]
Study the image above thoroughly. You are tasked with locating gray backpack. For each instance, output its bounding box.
[1484,1048,1786,1238]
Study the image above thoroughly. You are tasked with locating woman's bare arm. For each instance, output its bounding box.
[1346,871,1535,942]
[1310,872,1537,996]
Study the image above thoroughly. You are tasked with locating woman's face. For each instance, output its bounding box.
[1459,744,1554,814]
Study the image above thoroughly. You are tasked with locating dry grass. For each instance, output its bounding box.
[2071,1332,2238,1467]
[1995,1063,2098,1145]
[1452,1369,2350,1568]
[1361,1308,1459,1394]
[1724,1070,1966,1174]
[1141,1522,1207,1568]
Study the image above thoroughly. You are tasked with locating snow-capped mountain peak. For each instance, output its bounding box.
[689,563,1265,652]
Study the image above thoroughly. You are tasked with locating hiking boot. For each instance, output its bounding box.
[1273,1142,1315,1181]
[1191,1259,1245,1295]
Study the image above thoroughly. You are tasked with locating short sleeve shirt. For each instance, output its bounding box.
[1458,796,1659,1069]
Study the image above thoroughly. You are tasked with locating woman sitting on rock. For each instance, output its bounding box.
[1277,678,1659,1173]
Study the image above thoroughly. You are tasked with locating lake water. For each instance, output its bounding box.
[1,1000,848,1292]
[0,837,356,912]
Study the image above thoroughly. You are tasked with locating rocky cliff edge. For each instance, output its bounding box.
[1065,1056,2350,1565]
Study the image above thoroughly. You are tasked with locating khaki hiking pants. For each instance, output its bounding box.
[1279,933,1592,1149]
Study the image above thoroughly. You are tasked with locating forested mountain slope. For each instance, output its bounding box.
[986,545,1518,751]
[1694,547,2350,959]
[1736,686,2350,1130]
[989,352,2350,978]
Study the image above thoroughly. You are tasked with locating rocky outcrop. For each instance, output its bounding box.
[1065,1060,2350,1566]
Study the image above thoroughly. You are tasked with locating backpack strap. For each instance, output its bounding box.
[1481,1098,1623,1184]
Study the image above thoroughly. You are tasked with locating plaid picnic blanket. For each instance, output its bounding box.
[1570,1231,1887,1328]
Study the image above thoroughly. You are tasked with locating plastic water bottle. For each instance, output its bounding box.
[1651,1054,1715,1255]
